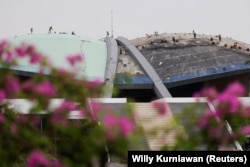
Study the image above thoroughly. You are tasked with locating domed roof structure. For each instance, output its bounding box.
[10,34,107,81]
[113,33,250,100]
[5,32,250,100]
[128,33,250,87]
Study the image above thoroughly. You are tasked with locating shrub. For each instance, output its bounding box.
[0,40,137,166]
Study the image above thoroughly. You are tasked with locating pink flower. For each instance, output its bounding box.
[202,87,218,101]
[242,107,250,117]
[61,100,77,110]
[0,40,8,57]
[22,80,34,91]
[50,101,76,127]
[198,117,208,128]
[17,114,27,123]
[0,90,6,102]
[51,110,67,126]
[0,40,8,48]
[103,113,117,127]
[30,53,42,64]
[57,68,70,75]
[198,110,219,128]
[35,81,56,97]
[103,113,121,138]
[119,116,135,137]
[0,48,3,56]
[79,109,86,118]
[90,101,102,112]
[224,81,245,96]
[27,150,50,167]
[87,79,103,88]
[152,101,169,115]
[5,76,20,95]
[0,113,5,123]
[89,101,103,120]
[15,44,27,57]
[66,54,84,66]
[5,51,14,62]
[193,91,201,98]
[218,93,241,113]
[240,125,250,135]
[0,40,9,55]
[103,114,135,138]
[26,45,35,55]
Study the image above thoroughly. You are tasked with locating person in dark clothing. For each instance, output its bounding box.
[30,28,33,34]
[48,26,53,34]
[193,30,196,39]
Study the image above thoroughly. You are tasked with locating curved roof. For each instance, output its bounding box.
[121,33,250,87]
[10,34,107,81]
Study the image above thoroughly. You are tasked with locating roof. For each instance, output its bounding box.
[116,33,250,87]
[10,34,107,81]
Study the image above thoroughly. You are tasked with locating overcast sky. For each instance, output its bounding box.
[1,0,250,43]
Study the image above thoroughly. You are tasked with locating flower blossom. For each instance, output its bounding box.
[240,125,250,135]
[198,110,218,128]
[224,81,245,96]
[5,51,14,62]
[152,101,169,115]
[5,76,20,95]
[103,113,135,138]
[0,40,8,56]
[26,45,35,55]
[30,53,42,64]
[0,90,6,102]
[202,87,218,101]
[217,92,241,113]
[35,81,57,97]
[22,80,34,91]
[15,44,27,57]
[87,79,103,89]
[17,114,27,123]
[0,40,8,48]
[242,107,250,117]
[66,54,84,66]
[27,150,50,167]
[59,100,77,111]
[89,101,103,120]
[119,116,135,137]
[51,101,77,127]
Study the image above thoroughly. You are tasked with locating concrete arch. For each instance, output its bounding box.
[116,37,172,98]
[103,37,119,98]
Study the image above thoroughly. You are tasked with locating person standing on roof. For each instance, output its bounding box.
[48,26,53,34]
[218,34,221,42]
[193,30,196,39]
[30,28,33,35]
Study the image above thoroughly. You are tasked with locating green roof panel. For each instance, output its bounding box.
[11,34,107,81]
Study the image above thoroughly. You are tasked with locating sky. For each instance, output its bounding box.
[1,0,250,43]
